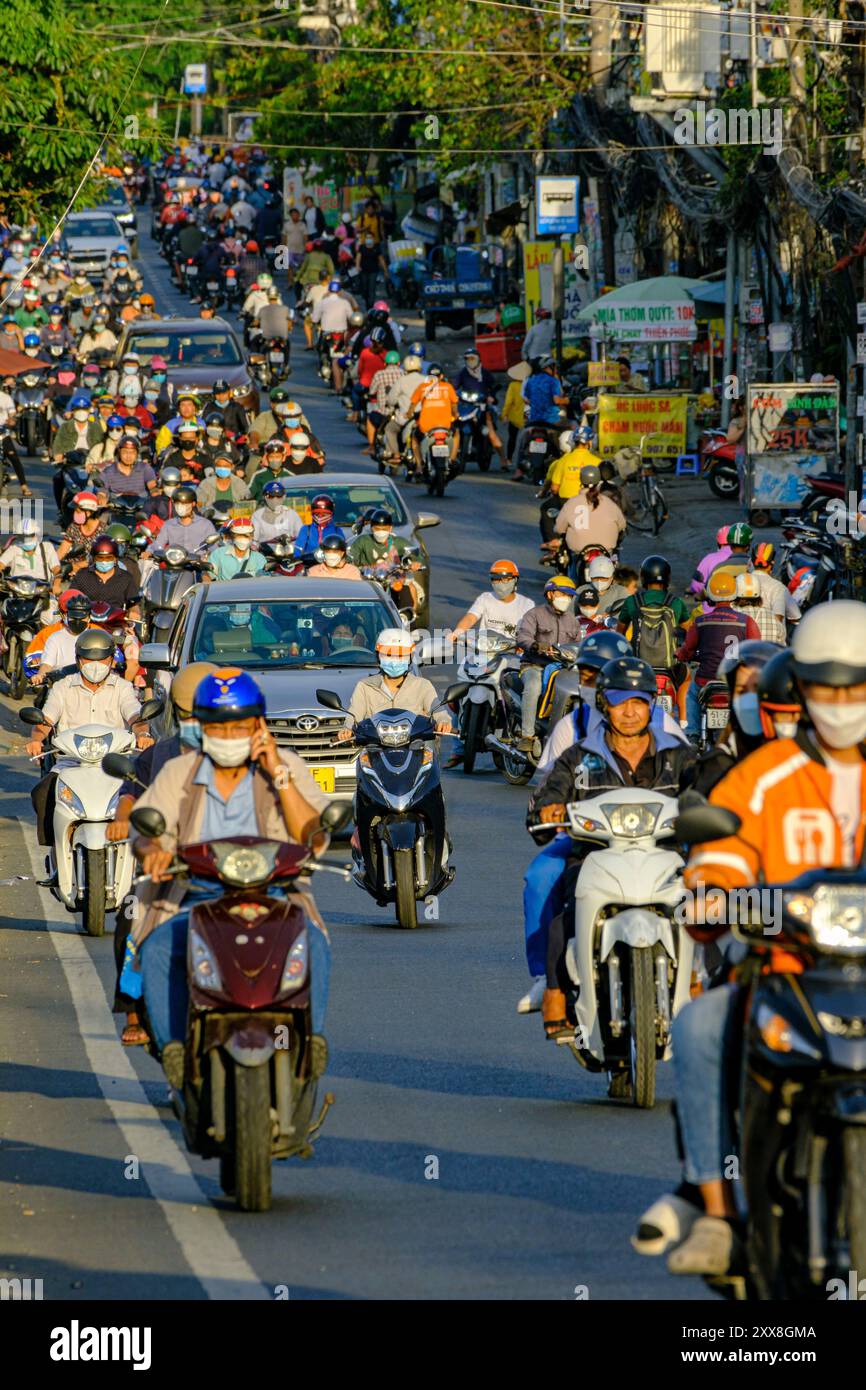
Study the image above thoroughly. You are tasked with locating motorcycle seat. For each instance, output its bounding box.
[501,669,524,695]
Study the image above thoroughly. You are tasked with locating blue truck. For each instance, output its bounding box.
[420,244,496,340]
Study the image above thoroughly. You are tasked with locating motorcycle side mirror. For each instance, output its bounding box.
[673,798,741,846]
[19,706,46,726]
[442,682,470,705]
[130,806,167,840]
[319,800,352,835]
[316,688,347,713]
[138,697,165,722]
[415,513,440,530]
[102,751,140,783]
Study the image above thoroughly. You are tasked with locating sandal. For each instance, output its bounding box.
[20,485,32,498]
[121,1014,148,1046]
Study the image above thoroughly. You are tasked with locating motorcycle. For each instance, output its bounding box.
[260,539,306,577]
[142,543,216,641]
[534,788,693,1107]
[697,678,730,750]
[677,800,866,1299]
[456,389,492,472]
[495,642,584,784]
[420,426,459,498]
[317,331,345,385]
[264,336,290,383]
[455,631,521,775]
[14,374,49,455]
[522,426,556,484]
[359,553,422,626]
[125,800,350,1211]
[701,432,740,501]
[0,574,53,699]
[223,263,241,309]
[20,698,162,936]
[317,686,465,930]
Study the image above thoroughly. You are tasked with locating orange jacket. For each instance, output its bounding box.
[685,735,866,893]
[25,620,62,659]
[411,378,458,433]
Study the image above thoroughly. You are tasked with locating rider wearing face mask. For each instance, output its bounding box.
[251,480,303,545]
[450,559,535,649]
[756,647,803,742]
[248,439,297,499]
[195,452,250,513]
[0,521,59,582]
[514,577,584,754]
[210,517,267,580]
[641,602,866,1278]
[336,629,452,742]
[294,494,345,558]
[249,387,310,453]
[684,640,783,798]
[36,593,94,678]
[161,422,209,482]
[74,535,140,609]
[348,508,417,576]
[281,430,325,477]
[156,484,218,555]
[306,534,363,580]
[129,668,332,1089]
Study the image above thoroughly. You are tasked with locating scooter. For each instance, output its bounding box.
[317,685,465,929]
[495,642,583,784]
[697,678,730,749]
[20,698,162,937]
[455,631,520,775]
[142,543,216,642]
[533,788,693,1107]
[522,425,556,484]
[420,426,459,498]
[700,432,739,500]
[456,389,492,472]
[677,800,866,1299]
[126,800,350,1212]
[14,374,49,455]
[0,574,53,699]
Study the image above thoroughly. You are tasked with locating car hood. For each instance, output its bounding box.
[251,664,377,717]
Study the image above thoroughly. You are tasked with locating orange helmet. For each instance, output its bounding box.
[489,559,519,579]
[752,541,775,569]
[706,569,737,603]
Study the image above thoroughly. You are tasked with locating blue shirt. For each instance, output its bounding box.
[295,520,345,555]
[195,757,258,842]
[521,372,562,425]
[210,544,267,580]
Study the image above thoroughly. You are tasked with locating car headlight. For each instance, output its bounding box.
[74,734,111,762]
[755,1001,820,1057]
[57,780,87,816]
[278,929,308,994]
[784,885,866,955]
[189,927,223,993]
[603,802,662,837]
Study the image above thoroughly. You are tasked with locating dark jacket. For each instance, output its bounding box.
[533,719,697,816]
[120,733,181,799]
[516,602,583,665]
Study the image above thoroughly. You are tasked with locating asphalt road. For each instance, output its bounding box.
[0,227,738,1302]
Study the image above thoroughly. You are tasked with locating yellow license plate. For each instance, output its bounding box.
[312,767,335,793]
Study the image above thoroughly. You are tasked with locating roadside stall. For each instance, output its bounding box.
[744,381,839,525]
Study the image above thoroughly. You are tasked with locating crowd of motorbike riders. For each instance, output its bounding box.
[0,144,864,1282]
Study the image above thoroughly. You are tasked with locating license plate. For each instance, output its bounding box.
[207,281,219,290]
[452,298,466,307]
[657,694,673,713]
[529,440,546,452]
[706,708,729,728]
[431,445,449,456]
[311,766,335,793]
[187,266,198,275]
[269,352,284,362]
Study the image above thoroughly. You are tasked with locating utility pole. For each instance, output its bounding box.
[589,0,616,286]
[721,228,737,428]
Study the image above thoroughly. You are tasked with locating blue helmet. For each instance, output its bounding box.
[572,424,593,446]
[577,629,632,671]
[23,331,40,348]
[328,278,341,292]
[193,667,266,723]
[261,480,286,499]
[407,341,424,357]
[69,392,91,409]
[107,414,126,429]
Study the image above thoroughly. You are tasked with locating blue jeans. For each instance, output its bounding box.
[520,664,544,737]
[671,983,739,1185]
[522,834,572,977]
[140,896,331,1052]
[685,678,702,737]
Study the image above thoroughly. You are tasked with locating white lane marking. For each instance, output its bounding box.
[18,819,269,1300]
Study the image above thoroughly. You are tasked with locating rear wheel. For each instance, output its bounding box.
[844,1127,866,1275]
[629,947,656,1109]
[394,847,418,929]
[434,464,446,497]
[708,466,739,500]
[7,637,23,699]
[477,435,492,472]
[82,846,106,938]
[462,701,485,775]
[234,1062,272,1211]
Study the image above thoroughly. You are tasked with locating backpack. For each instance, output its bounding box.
[632,590,677,669]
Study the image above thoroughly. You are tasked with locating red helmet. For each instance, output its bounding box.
[245,240,259,253]
[489,559,519,579]
[58,587,85,613]
[305,240,315,252]
[372,299,390,313]
[311,493,334,521]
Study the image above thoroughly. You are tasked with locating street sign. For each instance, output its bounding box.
[857,333,866,364]
[768,322,792,353]
[535,176,579,235]
[183,64,208,95]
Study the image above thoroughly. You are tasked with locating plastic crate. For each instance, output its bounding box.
[476,329,523,373]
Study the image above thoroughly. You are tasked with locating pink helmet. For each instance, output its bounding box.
[372,299,390,313]
[716,525,730,546]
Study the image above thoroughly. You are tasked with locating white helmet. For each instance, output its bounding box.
[404,354,422,373]
[558,430,574,454]
[792,601,866,685]
[587,554,615,582]
[289,432,310,451]
[735,572,760,600]
[376,627,415,656]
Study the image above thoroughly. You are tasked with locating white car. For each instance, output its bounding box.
[61,211,131,282]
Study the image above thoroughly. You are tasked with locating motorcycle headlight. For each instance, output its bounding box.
[57,780,87,817]
[212,840,277,886]
[784,885,866,955]
[278,929,308,995]
[377,719,412,747]
[755,1001,821,1058]
[164,546,186,565]
[189,926,223,993]
[603,802,662,837]
[73,733,112,763]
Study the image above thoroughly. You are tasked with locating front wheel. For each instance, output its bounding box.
[477,435,492,472]
[82,845,106,938]
[7,636,23,699]
[708,465,739,500]
[394,847,418,929]
[462,701,486,775]
[629,947,656,1109]
[233,1061,272,1211]
[845,1127,866,1275]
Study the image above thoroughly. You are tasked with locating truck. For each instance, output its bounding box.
[420,244,496,340]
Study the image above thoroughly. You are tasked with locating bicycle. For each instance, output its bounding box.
[624,433,669,535]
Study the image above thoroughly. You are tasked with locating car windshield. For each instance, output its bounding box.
[67,218,120,238]
[126,332,242,367]
[103,186,128,206]
[280,484,408,528]
[190,598,394,667]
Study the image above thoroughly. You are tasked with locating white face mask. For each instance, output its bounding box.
[73,409,89,422]
[805,698,866,750]
[323,552,343,568]
[594,577,612,594]
[81,660,111,684]
[175,503,193,517]
[234,537,251,552]
[551,595,572,613]
[265,497,282,511]
[202,731,252,767]
[580,605,599,619]
[773,717,799,740]
[371,529,390,545]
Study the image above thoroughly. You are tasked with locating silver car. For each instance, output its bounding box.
[140,576,403,803]
[61,210,130,282]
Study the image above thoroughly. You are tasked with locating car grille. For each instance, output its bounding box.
[267,712,357,765]
[68,248,109,270]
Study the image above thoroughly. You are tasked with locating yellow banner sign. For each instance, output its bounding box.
[588,360,622,387]
[597,393,688,457]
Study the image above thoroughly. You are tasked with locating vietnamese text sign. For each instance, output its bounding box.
[747,383,839,456]
[588,299,697,342]
[588,360,623,387]
[596,393,688,457]
[183,64,208,95]
[536,176,579,235]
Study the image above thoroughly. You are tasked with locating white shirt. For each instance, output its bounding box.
[752,568,801,636]
[231,200,255,231]
[824,753,862,865]
[0,539,59,580]
[41,626,79,671]
[303,206,319,235]
[251,505,303,545]
[467,590,534,643]
[42,670,140,733]
[312,293,353,334]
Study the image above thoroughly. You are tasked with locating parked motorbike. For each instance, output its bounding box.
[533,788,693,1107]
[126,800,350,1211]
[677,800,866,1299]
[20,698,162,936]
[0,575,53,699]
[456,390,492,472]
[317,686,465,929]
[700,432,739,500]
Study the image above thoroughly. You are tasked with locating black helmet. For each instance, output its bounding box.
[595,656,657,703]
[427,362,444,378]
[639,555,671,588]
[369,326,387,345]
[575,583,600,608]
[66,594,92,633]
[203,411,224,429]
[367,307,388,328]
[717,638,783,695]
[321,534,347,553]
[173,486,197,506]
[370,508,393,528]
[577,629,632,671]
[757,648,803,738]
[75,628,114,662]
[212,378,230,394]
